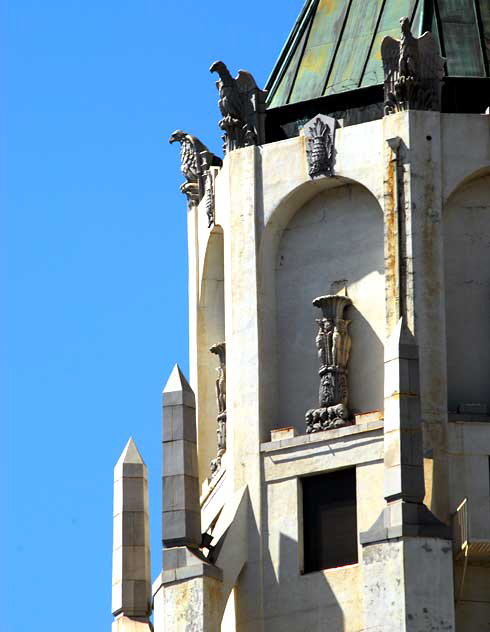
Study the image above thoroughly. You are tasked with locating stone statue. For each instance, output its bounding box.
[169,130,222,205]
[305,295,353,433]
[304,114,336,178]
[381,17,445,114]
[210,61,267,153]
[200,152,216,228]
[210,342,226,474]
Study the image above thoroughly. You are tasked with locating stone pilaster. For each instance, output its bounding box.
[112,438,152,632]
[360,320,454,631]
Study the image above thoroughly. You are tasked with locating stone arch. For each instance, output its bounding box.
[443,168,490,414]
[258,178,385,437]
[197,225,225,482]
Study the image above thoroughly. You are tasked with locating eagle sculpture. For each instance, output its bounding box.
[381,17,445,114]
[169,130,222,203]
[210,60,267,151]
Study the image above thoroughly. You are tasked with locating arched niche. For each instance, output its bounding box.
[197,225,225,483]
[444,171,490,413]
[260,180,385,436]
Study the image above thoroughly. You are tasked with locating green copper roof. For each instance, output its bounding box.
[266,0,490,108]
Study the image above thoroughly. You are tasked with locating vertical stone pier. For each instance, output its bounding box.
[360,320,455,631]
[112,438,152,632]
[153,364,222,632]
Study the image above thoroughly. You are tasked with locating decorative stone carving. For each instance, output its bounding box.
[305,295,354,433]
[304,114,336,178]
[381,17,445,115]
[209,342,226,474]
[210,61,267,153]
[201,153,216,228]
[169,130,222,205]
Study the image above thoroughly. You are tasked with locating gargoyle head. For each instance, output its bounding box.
[169,129,186,144]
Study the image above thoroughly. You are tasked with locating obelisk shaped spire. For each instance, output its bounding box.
[112,438,151,621]
[162,364,201,548]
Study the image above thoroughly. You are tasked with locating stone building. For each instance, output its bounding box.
[111,1,490,630]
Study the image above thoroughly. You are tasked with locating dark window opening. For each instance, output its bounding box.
[302,468,358,573]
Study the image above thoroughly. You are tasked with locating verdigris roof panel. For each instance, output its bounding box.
[269,25,310,108]
[480,2,490,73]
[324,0,384,95]
[290,0,351,103]
[438,0,485,76]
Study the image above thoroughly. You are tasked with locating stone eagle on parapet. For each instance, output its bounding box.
[169,130,222,205]
[381,16,445,114]
[210,60,267,152]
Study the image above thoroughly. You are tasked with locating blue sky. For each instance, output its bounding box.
[2,1,302,630]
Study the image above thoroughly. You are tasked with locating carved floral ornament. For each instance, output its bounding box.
[304,114,336,179]
[305,294,354,434]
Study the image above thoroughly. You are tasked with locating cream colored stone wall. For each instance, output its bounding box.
[196,227,225,483]
[444,174,490,413]
[181,111,490,632]
[260,423,384,632]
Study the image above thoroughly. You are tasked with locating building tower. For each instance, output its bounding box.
[113,1,490,630]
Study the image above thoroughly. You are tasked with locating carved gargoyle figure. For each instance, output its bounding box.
[210,61,267,153]
[381,17,445,114]
[169,130,222,205]
[304,114,336,178]
[305,295,354,434]
[210,342,226,474]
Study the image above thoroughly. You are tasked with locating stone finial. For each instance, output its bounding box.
[162,364,201,549]
[112,438,151,620]
[209,60,267,153]
[169,130,222,205]
[209,342,226,474]
[304,114,336,178]
[306,294,353,433]
[381,17,445,114]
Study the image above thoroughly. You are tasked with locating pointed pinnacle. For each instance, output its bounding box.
[163,364,193,394]
[116,437,145,467]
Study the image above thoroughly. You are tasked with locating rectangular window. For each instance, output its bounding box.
[302,467,358,573]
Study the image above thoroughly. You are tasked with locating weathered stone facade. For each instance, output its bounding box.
[112,5,490,631]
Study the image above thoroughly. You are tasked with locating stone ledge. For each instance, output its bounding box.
[260,420,384,453]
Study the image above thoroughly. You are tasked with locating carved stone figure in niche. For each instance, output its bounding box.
[305,295,354,433]
[210,342,226,474]
[381,17,445,115]
[210,61,267,153]
[200,153,216,228]
[304,114,336,179]
[169,130,222,205]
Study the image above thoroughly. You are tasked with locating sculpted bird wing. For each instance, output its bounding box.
[381,36,400,79]
[417,32,445,80]
[235,70,259,94]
